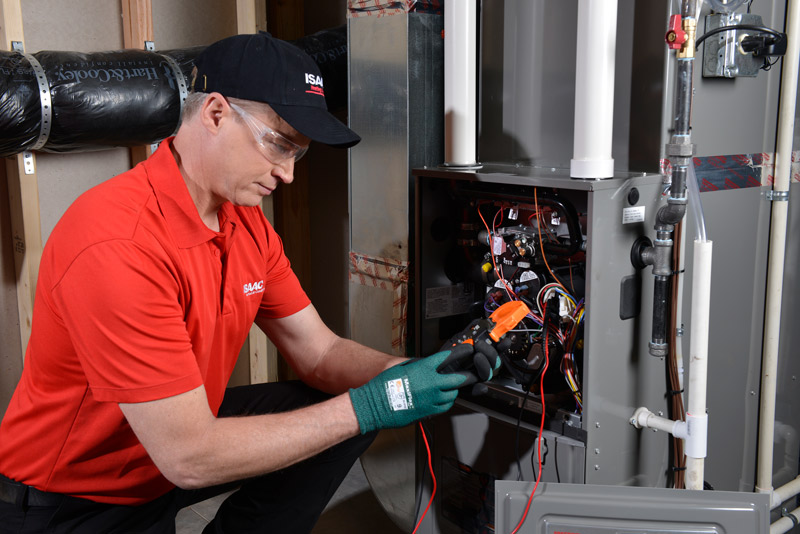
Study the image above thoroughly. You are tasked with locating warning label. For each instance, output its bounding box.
[622,206,646,224]
[425,283,474,319]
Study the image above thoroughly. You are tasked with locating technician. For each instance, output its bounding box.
[0,33,498,533]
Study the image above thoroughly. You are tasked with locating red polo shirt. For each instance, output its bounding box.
[0,139,310,504]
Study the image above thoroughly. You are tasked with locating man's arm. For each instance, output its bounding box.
[254,303,407,394]
[120,304,405,490]
[120,385,360,490]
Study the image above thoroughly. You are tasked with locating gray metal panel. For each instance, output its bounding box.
[478,0,635,171]
[415,164,659,191]
[681,186,770,492]
[583,179,669,486]
[495,482,770,534]
[775,181,800,494]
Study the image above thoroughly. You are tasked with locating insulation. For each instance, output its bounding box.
[0,26,347,158]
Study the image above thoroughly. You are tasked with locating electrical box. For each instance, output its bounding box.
[701,13,766,78]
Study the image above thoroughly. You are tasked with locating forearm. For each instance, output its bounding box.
[303,336,406,394]
[126,390,361,490]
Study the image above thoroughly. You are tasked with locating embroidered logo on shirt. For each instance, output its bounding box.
[243,280,265,297]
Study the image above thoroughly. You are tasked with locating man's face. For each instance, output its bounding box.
[215,100,310,207]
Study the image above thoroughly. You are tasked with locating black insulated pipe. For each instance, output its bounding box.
[0,26,348,158]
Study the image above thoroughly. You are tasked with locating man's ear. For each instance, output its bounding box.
[199,92,229,133]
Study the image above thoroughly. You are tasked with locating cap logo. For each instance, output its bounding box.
[304,73,325,97]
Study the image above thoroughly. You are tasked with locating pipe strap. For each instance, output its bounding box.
[781,508,799,527]
[158,53,189,137]
[23,53,52,151]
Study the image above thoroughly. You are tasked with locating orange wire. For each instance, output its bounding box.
[534,189,567,292]
[412,422,436,534]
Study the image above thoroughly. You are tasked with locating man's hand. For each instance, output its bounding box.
[436,340,503,386]
[349,350,469,434]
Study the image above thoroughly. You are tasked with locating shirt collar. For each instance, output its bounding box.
[145,137,237,249]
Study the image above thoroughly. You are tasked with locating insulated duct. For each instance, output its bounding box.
[0,26,348,158]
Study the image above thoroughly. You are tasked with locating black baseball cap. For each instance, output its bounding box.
[193,32,360,148]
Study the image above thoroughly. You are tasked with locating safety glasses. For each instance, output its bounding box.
[228,102,308,163]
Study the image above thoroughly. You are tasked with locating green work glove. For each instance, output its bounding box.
[349,350,468,434]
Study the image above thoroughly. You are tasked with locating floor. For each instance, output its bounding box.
[175,459,406,533]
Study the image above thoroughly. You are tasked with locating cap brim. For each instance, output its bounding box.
[270,104,361,149]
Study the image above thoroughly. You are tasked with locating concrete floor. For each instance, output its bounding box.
[175,459,406,533]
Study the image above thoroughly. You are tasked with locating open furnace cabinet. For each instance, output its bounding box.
[412,166,770,534]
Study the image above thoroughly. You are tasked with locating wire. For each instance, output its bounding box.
[510,306,551,534]
[695,24,784,49]
[554,438,561,483]
[478,205,517,300]
[534,189,568,291]
[529,436,547,482]
[412,421,436,534]
[514,384,533,481]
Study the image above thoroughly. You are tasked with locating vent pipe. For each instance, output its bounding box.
[444,0,478,167]
[570,0,618,179]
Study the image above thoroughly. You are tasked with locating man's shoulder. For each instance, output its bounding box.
[63,165,154,238]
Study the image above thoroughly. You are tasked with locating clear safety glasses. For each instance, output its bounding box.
[228,102,308,163]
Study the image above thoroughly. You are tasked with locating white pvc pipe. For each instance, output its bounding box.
[444,0,478,166]
[570,0,617,179]
[685,239,712,490]
[771,506,800,534]
[633,407,684,435]
[773,475,800,509]
[757,0,800,496]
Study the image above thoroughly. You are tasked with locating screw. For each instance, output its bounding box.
[750,391,756,396]
[594,448,600,455]
[594,465,600,471]
[658,411,664,417]
[595,422,601,429]
[630,418,637,426]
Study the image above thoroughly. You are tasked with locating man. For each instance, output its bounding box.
[0,33,498,533]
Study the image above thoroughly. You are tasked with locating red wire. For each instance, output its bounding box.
[412,421,436,534]
[510,317,550,534]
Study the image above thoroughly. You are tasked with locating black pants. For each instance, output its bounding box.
[0,381,376,534]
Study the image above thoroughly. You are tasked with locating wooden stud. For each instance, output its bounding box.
[1,0,43,359]
[120,0,154,166]
[237,1,278,384]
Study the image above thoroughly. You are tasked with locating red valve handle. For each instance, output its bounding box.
[665,14,687,50]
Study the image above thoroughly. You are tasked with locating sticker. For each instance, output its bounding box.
[386,377,413,411]
[425,284,474,319]
[519,270,539,283]
[622,205,646,224]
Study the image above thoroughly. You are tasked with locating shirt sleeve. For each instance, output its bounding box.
[255,209,311,319]
[51,239,203,404]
